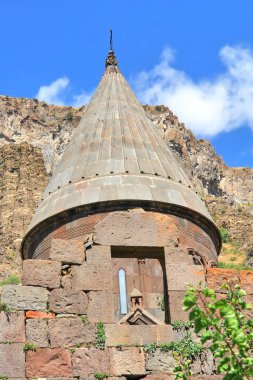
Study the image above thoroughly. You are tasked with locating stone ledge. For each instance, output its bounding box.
[105,324,178,346]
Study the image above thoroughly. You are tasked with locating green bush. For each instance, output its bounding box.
[219,227,229,243]
[177,283,253,379]
[66,110,73,121]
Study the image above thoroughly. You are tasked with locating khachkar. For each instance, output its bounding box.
[0,38,222,378]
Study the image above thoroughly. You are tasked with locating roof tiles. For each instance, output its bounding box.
[25,50,214,232]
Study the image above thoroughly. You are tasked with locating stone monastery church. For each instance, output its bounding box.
[0,40,222,379]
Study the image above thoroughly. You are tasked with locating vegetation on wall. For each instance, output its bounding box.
[96,321,106,350]
[0,274,20,286]
[23,342,37,352]
[94,372,109,379]
[172,283,253,380]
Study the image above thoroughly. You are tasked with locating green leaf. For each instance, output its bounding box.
[225,316,239,330]
[219,306,235,318]
[194,317,207,333]
[183,295,196,311]
[203,287,216,298]
[189,308,200,321]
[237,289,247,297]
[201,330,213,343]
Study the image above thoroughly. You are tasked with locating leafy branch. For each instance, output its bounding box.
[181,283,253,380]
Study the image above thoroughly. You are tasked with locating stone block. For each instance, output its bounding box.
[166,264,205,291]
[240,270,253,294]
[87,291,114,323]
[0,311,25,343]
[26,310,55,319]
[49,288,88,314]
[94,209,175,247]
[164,245,190,264]
[85,245,111,265]
[194,376,223,380]
[50,238,85,264]
[70,262,113,291]
[72,347,110,376]
[105,325,175,347]
[168,291,189,322]
[0,343,25,377]
[70,246,113,291]
[206,268,239,291]
[22,259,61,289]
[146,349,176,373]
[26,348,72,378]
[48,317,96,347]
[191,350,216,375]
[145,375,174,380]
[1,285,48,311]
[109,347,145,376]
[26,318,49,347]
[80,377,127,380]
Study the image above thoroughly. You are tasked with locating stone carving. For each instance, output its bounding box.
[105,50,118,67]
[118,289,163,325]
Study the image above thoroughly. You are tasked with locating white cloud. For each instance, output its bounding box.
[134,45,253,137]
[36,77,92,107]
[72,91,92,107]
[36,77,70,105]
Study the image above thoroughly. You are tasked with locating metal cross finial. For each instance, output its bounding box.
[110,29,113,51]
[105,29,118,68]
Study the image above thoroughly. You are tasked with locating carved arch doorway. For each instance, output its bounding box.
[111,246,168,324]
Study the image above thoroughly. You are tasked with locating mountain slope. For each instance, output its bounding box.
[0,96,252,278]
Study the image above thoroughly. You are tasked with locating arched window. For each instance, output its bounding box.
[118,268,127,314]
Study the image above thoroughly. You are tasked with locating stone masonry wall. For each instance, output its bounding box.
[0,237,252,380]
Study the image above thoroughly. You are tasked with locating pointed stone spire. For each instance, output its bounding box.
[22,42,220,257]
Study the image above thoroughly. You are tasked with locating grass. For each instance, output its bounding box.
[94,373,109,379]
[0,274,20,286]
[219,241,248,268]
[23,342,37,352]
[218,262,253,271]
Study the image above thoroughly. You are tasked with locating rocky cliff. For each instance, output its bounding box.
[0,96,252,278]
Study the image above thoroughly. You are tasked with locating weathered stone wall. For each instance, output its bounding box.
[26,208,218,263]
[0,143,48,280]
[0,265,252,379]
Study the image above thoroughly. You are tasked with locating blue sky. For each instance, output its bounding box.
[1,0,253,168]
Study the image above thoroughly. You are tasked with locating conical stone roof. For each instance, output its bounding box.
[24,48,215,237]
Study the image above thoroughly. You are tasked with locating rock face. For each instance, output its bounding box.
[0,96,253,276]
[0,142,48,278]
